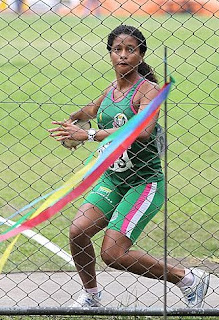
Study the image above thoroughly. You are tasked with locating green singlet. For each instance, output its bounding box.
[97,77,163,186]
[83,78,164,243]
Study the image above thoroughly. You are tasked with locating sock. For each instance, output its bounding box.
[177,269,194,288]
[85,287,99,294]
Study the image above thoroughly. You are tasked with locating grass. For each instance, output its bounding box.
[0,13,218,272]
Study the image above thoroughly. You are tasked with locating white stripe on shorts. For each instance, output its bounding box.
[125,182,157,239]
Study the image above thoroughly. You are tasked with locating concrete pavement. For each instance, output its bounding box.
[0,270,218,309]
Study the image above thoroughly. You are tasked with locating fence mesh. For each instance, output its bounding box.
[0,0,218,318]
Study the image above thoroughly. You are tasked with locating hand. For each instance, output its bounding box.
[48,121,88,142]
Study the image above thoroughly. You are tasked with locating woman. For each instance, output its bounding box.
[49,25,209,308]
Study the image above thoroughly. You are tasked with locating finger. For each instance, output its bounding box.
[48,127,66,132]
[56,136,72,141]
[50,132,69,138]
[51,121,67,126]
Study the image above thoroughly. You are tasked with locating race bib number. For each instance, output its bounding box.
[98,143,134,172]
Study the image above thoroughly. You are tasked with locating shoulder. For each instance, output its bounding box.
[133,79,159,104]
[102,81,116,96]
[95,82,114,104]
[138,79,160,95]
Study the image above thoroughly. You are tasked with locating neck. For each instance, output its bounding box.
[115,72,142,90]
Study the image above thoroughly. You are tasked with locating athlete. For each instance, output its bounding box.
[49,25,210,308]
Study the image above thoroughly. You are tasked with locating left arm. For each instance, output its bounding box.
[135,81,160,142]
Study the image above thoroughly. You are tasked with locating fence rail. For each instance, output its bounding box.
[0,307,219,317]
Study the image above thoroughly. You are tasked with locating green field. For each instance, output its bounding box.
[0,13,218,273]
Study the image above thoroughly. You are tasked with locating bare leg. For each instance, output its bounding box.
[101,230,185,284]
[69,203,108,289]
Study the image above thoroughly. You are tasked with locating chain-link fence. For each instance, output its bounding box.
[0,0,218,319]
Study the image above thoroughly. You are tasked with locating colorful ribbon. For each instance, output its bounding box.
[0,160,96,228]
[0,80,172,247]
[0,159,96,273]
[2,160,96,235]
[0,189,61,226]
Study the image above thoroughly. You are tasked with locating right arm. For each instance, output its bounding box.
[69,94,106,122]
[48,88,110,142]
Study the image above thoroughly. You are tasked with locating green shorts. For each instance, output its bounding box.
[83,174,164,243]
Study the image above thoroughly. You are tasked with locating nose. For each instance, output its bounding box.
[120,48,127,60]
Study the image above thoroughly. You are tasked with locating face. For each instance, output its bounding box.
[110,34,144,76]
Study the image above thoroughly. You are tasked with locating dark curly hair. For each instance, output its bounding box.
[107,25,158,84]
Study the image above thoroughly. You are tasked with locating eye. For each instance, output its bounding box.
[112,47,120,53]
[128,47,135,53]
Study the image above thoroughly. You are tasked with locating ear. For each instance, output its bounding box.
[139,54,144,64]
[139,52,144,64]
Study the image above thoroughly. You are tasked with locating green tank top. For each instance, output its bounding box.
[97,78,164,186]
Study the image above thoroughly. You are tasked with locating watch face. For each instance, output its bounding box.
[89,129,96,135]
[88,128,96,141]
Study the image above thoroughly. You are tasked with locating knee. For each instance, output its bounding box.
[69,224,78,240]
[101,247,124,269]
[69,224,87,246]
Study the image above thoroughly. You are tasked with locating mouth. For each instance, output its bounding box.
[118,62,129,66]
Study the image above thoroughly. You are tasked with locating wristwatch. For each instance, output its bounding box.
[87,128,96,142]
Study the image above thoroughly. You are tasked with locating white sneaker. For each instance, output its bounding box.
[180,268,210,308]
[71,291,102,307]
